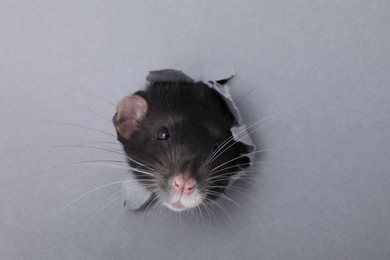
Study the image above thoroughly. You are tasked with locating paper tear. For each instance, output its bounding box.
[122,69,256,211]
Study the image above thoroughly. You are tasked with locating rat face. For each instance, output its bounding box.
[114,82,249,212]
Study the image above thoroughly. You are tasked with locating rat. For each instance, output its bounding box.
[113,76,250,212]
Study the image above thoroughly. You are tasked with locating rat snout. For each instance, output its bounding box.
[163,174,203,211]
[172,175,196,194]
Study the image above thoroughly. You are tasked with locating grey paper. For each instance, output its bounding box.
[2,2,390,259]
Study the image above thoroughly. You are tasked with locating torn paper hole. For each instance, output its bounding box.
[122,69,255,211]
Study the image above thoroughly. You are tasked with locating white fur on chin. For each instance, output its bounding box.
[163,190,204,212]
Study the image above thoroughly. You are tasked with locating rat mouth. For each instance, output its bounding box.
[162,188,204,212]
[164,196,204,212]
[171,201,184,209]
[164,198,196,212]
[164,201,186,212]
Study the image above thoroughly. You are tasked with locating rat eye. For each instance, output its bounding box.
[157,127,170,141]
[213,139,222,150]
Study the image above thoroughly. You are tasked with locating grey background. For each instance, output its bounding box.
[1,0,389,259]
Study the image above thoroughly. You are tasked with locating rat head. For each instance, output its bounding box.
[113,81,249,212]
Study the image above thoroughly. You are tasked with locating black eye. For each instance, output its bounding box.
[213,139,222,150]
[157,127,170,141]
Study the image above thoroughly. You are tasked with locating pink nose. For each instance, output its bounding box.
[172,176,196,194]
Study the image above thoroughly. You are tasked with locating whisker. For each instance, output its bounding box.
[66,92,113,122]
[17,144,125,157]
[12,141,121,153]
[51,180,135,219]
[235,177,278,199]
[223,186,278,219]
[209,185,260,203]
[65,86,117,108]
[236,85,259,105]
[207,99,321,165]
[209,161,304,176]
[208,185,276,219]
[79,192,125,230]
[207,191,248,215]
[0,159,156,188]
[205,198,237,230]
[149,194,166,218]
[205,138,234,165]
[206,171,244,182]
[35,119,116,138]
[209,149,269,174]
[142,194,160,218]
[193,205,205,227]
[166,140,174,162]
[1,160,126,188]
[201,201,218,227]
[126,155,156,172]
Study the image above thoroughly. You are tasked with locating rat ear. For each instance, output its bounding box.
[114,95,148,140]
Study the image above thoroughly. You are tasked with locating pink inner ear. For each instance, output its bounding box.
[115,95,148,140]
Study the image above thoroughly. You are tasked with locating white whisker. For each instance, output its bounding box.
[79,193,125,229]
